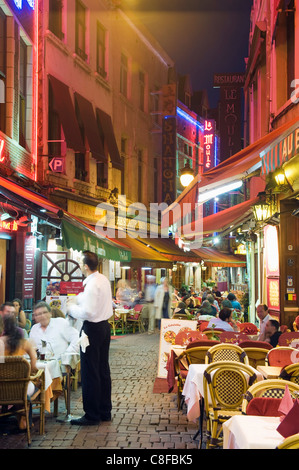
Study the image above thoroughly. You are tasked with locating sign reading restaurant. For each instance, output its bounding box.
[213,73,245,87]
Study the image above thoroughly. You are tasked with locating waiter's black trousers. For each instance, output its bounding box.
[80,320,112,421]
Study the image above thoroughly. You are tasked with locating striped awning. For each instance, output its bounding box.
[261,119,299,175]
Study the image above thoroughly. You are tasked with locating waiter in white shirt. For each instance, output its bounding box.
[67,251,113,426]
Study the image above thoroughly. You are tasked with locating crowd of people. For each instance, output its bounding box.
[1,265,299,431]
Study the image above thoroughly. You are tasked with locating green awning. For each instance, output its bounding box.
[61,218,131,262]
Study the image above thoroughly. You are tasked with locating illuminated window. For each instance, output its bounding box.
[120,53,128,97]
[75,0,87,61]
[19,38,27,148]
[96,22,107,78]
[49,0,64,40]
[0,10,6,133]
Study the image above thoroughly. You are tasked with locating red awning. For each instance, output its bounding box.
[163,115,299,226]
[191,246,246,267]
[74,92,106,163]
[201,197,257,235]
[48,75,85,153]
[96,108,123,170]
[0,175,62,214]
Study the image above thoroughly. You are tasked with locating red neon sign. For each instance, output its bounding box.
[0,220,18,232]
[0,138,5,163]
[203,120,215,171]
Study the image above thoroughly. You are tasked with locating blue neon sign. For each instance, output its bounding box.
[14,0,34,9]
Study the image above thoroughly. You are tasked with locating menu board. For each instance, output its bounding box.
[23,235,36,299]
[157,318,198,378]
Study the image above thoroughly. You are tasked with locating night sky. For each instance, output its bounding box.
[122,0,253,109]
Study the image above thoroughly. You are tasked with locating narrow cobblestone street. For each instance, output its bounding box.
[0,332,200,450]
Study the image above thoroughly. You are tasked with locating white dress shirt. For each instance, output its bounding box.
[207,317,234,332]
[29,317,79,359]
[67,271,113,323]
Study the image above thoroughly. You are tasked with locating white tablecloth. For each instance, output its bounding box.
[182,363,264,422]
[223,415,284,449]
[36,359,61,390]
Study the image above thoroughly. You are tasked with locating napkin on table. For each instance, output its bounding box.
[277,399,299,438]
[278,385,294,422]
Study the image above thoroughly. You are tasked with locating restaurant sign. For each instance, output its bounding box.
[261,126,299,175]
[203,119,216,172]
[162,117,177,205]
[157,318,197,378]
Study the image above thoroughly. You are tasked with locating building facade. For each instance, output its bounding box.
[243,0,299,327]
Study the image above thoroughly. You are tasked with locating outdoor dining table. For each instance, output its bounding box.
[182,362,264,446]
[166,345,186,392]
[115,308,133,334]
[257,365,282,379]
[56,352,80,422]
[182,363,264,422]
[35,358,62,413]
[222,415,284,449]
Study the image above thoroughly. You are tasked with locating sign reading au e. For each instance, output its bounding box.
[49,157,65,173]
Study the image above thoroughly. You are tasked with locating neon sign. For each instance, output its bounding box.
[0,138,5,163]
[203,119,216,171]
[0,220,18,232]
[13,0,34,9]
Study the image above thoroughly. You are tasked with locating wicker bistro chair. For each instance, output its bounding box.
[202,329,225,341]
[241,379,299,415]
[203,361,259,448]
[278,332,299,346]
[0,356,46,445]
[108,311,125,336]
[241,347,270,369]
[174,345,215,411]
[279,363,299,385]
[126,306,145,334]
[266,347,298,367]
[205,343,249,365]
[277,433,299,449]
[219,331,249,344]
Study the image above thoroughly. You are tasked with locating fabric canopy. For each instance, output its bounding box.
[96,108,123,170]
[61,218,131,262]
[182,197,258,238]
[74,92,106,162]
[191,246,246,268]
[48,75,85,153]
[136,236,201,263]
[116,235,173,268]
[0,175,62,216]
[162,115,299,226]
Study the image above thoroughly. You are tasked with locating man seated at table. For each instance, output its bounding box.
[29,301,79,359]
[258,319,282,347]
[256,304,273,339]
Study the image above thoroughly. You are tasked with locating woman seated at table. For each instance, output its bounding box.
[0,314,38,429]
[196,300,215,317]
[207,307,239,332]
[12,298,27,330]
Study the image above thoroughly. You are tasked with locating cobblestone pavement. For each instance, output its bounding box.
[0,332,201,450]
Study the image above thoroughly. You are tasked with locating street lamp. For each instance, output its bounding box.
[252,192,270,222]
[180,161,194,187]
